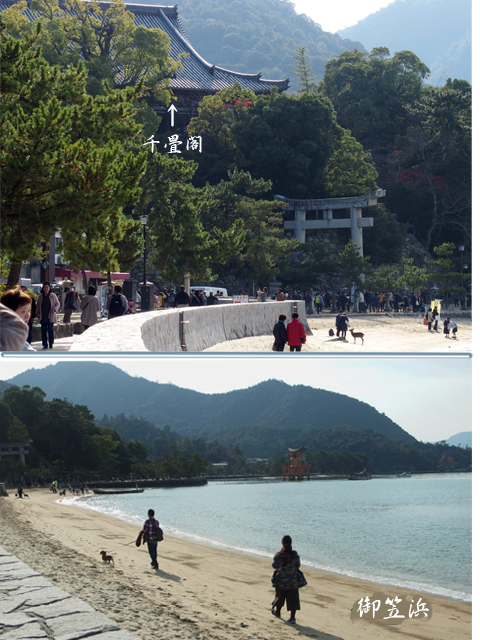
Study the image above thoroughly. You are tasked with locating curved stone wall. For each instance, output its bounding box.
[70,301,310,352]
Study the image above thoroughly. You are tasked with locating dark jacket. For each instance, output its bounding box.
[272,550,306,590]
[175,290,190,306]
[273,320,288,349]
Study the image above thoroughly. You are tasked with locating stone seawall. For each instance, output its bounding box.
[70,301,309,352]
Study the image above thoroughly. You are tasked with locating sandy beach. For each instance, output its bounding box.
[205,314,472,352]
[0,489,471,640]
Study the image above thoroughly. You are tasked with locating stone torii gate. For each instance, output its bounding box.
[275,189,386,256]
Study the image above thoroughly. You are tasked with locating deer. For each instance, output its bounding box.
[349,328,364,345]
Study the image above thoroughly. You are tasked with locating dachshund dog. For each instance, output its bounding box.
[100,550,114,564]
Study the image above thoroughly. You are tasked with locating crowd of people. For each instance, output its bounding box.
[1,278,469,351]
[273,288,439,314]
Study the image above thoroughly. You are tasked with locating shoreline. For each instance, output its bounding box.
[0,489,471,640]
[62,492,471,604]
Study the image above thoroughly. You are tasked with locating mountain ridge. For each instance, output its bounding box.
[338,0,471,85]
[6,362,415,443]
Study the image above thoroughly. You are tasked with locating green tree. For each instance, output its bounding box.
[277,241,332,291]
[204,169,298,285]
[321,47,429,151]
[362,205,407,266]
[189,85,342,197]
[369,264,400,292]
[186,83,257,186]
[389,83,471,250]
[336,239,372,289]
[232,88,342,198]
[1,24,147,286]
[2,0,177,103]
[0,401,30,442]
[136,153,245,283]
[399,257,428,292]
[427,243,467,306]
[292,47,317,94]
[323,129,378,197]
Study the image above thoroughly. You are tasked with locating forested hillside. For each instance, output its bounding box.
[339,0,471,85]
[6,362,414,442]
[1,382,472,476]
[135,0,364,90]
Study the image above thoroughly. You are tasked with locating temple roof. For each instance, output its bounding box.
[0,1,290,93]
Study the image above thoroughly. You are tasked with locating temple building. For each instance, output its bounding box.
[0,1,290,123]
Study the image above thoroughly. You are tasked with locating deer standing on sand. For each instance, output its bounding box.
[349,328,364,345]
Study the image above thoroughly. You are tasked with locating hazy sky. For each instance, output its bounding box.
[292,0,397,33]
[1,354,471,443]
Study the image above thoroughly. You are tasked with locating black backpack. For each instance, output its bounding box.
[109,293,124,317]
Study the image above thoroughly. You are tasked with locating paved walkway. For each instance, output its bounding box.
[31,335,78,351]
[0,546,139,640]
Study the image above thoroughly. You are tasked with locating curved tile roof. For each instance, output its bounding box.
[0,1,289,93]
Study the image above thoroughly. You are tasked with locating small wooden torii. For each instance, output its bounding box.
[282,447,310,481]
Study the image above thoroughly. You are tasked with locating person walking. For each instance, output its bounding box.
[175,285,190,308]
[449,319,458,339]
[426,308,434,332]
[80,286,101,330]
[304,292,314,315]
[339,311,349,339]
[35,282,60,349]
[107,285,128,319]
[62,287,77,323]
[142,509,163,570]
[273,313,288,351]
[271,535,307,624]
[443,317,450,338]
[314,292,324,314]
[287,313,306,352]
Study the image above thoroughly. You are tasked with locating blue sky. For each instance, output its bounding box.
[1,354,471,443]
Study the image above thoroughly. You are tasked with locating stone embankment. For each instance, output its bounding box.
[0,546,139,640]
[70,301,309,351]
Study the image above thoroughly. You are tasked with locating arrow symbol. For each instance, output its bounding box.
[167,104,177,127]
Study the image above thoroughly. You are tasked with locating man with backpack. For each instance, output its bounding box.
[142,509,163,570]
[106,285,128,319]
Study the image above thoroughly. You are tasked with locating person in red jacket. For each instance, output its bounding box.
[286,313,307,352]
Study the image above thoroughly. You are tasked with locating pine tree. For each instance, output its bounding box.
[0,23,148,285]
[292,47,317,94]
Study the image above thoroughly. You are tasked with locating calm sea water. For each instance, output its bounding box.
[63,474,472,601]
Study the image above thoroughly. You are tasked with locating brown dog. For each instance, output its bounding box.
[100,550,114,564]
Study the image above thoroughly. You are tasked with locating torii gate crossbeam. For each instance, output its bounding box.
[276,189,386,257]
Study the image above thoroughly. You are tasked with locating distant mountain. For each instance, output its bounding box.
[338,0,471,85]
[445,432,472,448]
[130,0,364,90]
[6,362,415,443]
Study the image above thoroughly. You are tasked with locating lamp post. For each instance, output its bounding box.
[140,214,148,286]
